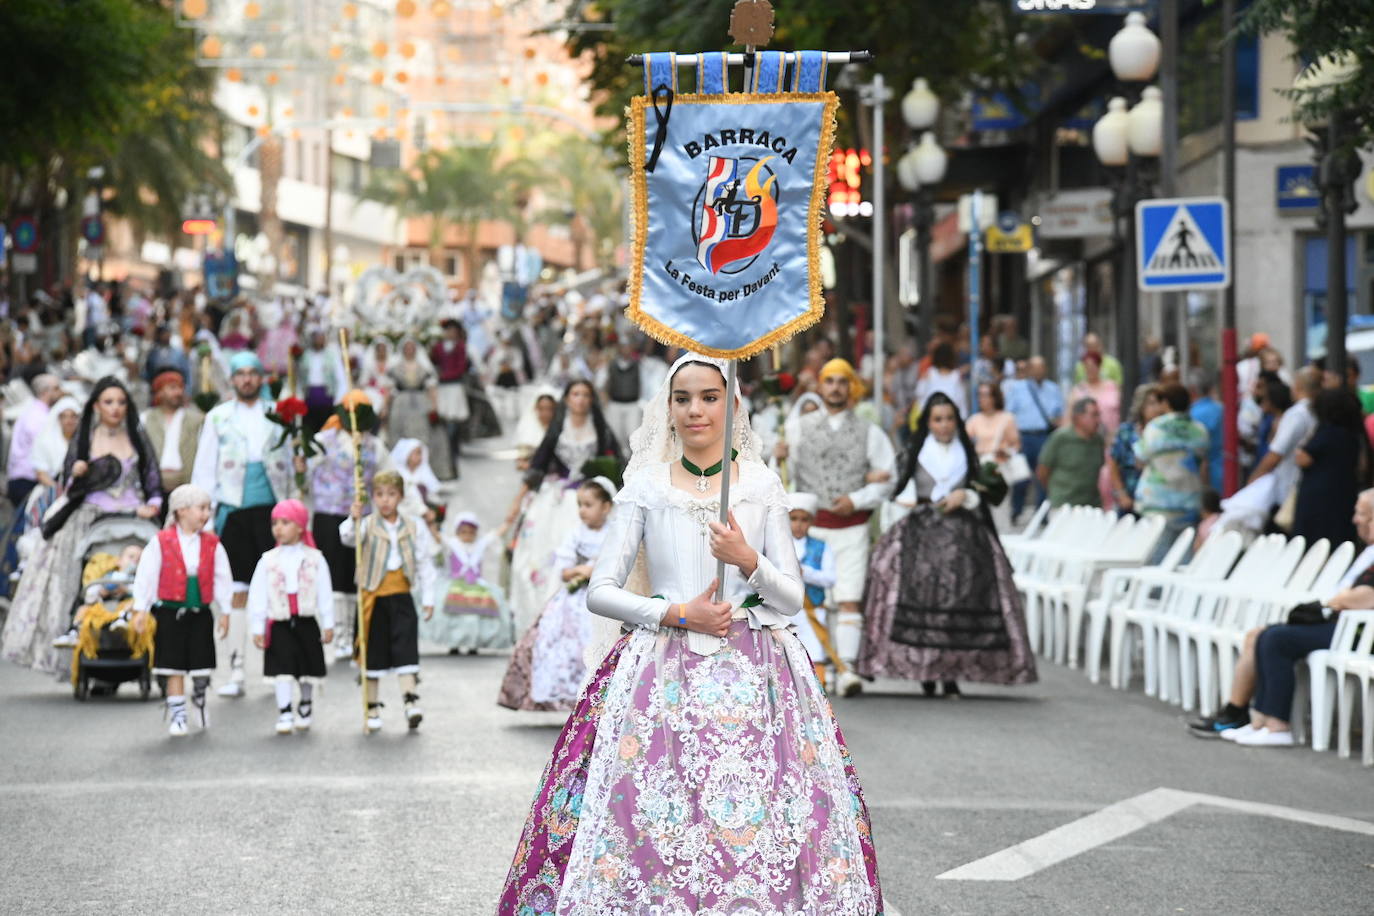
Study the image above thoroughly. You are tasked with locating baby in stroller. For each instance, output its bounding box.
[53,544,142,649]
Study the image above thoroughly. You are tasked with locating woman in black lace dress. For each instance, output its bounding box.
[857,392,1036,696]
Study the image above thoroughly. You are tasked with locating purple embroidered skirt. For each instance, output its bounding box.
[497,621,885,915]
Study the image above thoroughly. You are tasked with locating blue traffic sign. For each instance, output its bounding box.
[1135,196,1230,291]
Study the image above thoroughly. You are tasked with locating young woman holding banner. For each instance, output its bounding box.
[497,352,883,915]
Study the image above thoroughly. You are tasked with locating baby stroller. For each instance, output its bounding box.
[69,515,161,702]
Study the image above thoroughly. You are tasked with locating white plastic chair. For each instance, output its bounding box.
[1083,524,1193,684]
[1186,539,1329,716]
[1046,514,1166,668]
[1161,536,1304,710]
[1293,605,1370,753]
[1108,530,1244,694]
[1334,610,1374,765]
[1210,540,1355,715]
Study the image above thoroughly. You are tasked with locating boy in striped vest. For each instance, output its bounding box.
[340,471,437,733]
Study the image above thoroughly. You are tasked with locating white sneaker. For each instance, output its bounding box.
[168,711,189,738]
[1220,723,1257,742]
[275,711,295,735]
[333,641,353,661]
[294,704,312,732]
[1232,727,1295,748]
[217,680,244,698]
[52,628,79,649]
[405,701,423,730]
[837,671,864,698]
[365,713,383,734]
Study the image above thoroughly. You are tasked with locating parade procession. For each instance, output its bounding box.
[3,1,1374,913]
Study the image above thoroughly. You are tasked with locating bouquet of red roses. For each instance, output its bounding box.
[267,396,321,491]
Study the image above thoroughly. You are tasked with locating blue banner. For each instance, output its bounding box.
[627,73,838,359]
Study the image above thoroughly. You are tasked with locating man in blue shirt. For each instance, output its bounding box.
[1189,367,1224,493]
[1006,356,1064,519]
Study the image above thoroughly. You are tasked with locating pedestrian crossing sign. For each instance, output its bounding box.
[1135,196,1230,291]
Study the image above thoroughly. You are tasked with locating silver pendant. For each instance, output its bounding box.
[695,474,710,493]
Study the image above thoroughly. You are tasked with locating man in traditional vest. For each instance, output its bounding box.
[599,336,643,449]
[190,351,294,697]
[779,357,895,696]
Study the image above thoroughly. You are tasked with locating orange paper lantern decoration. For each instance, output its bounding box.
[247,104,260,117]
[374,103,390,118]
[328,44,343,60]
[431,0,451,14]
[500,75,511,87]
[341,106,354,117]
[244,1,261,19]
[291,129,302,140]
[395,71,409,84]
[396,0,416,17]
[226,68,243,82]
[434,74,446,85]
[200,35,222,58]
[535,72,549,86]
[370,70,384,85]
[332,73,346,86]
[489,3,503,18]
[342,3,357,18]
[265,72,280,85]
[282,106,294,117]
[182,0,208,19]
[523,47,536,59]
[445,46,461,62]
[371,40,388,58]
[399,41,417,59]
[249,43,267,59]
[256,126,271,138]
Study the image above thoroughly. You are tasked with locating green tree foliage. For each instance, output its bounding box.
[563,0,1039,145]
[0,0,226,269]
[1241,0,1374,149]
[533,140,625,269]
[362,145,545,280]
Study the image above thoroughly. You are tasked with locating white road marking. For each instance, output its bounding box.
[937,787,1374,882]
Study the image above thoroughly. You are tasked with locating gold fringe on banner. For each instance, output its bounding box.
[625,91,839,361]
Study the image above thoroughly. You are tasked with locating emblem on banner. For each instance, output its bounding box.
[694,155,779,274]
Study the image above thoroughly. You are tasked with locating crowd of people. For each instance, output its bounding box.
[1,278,1369,758]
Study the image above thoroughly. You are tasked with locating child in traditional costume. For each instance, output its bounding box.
[787,492,841,688]
[497,476,615,712]
[248,499,335,735]
[422,512,513,654]
[340,470,438,733]
[130,485,232,738]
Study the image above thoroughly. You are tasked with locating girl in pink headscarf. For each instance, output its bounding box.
[247,499,335,736]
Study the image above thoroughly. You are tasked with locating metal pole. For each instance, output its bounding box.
[1325,114,1350,380]
[872,73,886,410]
[1120,159,1140,395]
[1220,0,1240,495]
[969,190,982,411]
[915,189,934,342]
[323,128,335,296]
[714,360,738,600]
[1158,0,1179,382]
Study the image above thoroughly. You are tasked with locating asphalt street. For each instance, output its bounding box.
[2,436,1371,915]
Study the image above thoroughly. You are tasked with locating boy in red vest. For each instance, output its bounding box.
[131,485,232,737]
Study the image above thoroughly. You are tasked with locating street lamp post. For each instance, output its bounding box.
[1295,54,1361,380]
[1094,12,1162,395]
[858,74,894,406]
[899,79,943,341]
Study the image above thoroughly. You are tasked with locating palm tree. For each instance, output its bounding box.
[537,139,624,270]
[362,144,544,283]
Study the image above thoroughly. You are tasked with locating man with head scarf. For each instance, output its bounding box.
[143,369,206,494]
[777,357,896,696]
[191,351,294,697]
[5,373,64,508]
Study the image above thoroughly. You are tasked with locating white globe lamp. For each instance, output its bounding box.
[901,77,940,130]
[1092,97,1131,167]
[1109,12,1161,83]
[1127,86,1163,157]
[912,132,949,186]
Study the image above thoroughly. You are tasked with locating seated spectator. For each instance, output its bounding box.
[1188,488,1374,745]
